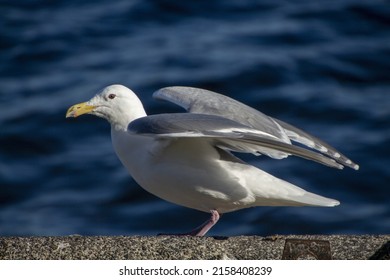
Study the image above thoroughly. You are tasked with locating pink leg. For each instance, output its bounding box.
[158,210,220,237]
[189,210,220,237]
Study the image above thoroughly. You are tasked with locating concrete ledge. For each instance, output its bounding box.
[1,235,389,260]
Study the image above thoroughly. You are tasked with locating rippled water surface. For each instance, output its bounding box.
[0,0,389,236]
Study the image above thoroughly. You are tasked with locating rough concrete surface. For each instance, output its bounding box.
[0,235,389,260]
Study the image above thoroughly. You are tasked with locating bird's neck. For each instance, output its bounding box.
[111,107,147,132]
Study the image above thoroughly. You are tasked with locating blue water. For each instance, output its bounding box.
[0,0,389,236]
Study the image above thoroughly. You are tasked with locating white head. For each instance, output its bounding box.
[66,84,147,131]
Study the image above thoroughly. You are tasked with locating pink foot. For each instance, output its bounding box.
[158,210,220,237]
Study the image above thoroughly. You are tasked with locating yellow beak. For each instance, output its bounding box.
[66,102,96,118]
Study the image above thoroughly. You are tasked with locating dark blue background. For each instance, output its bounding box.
[0,0,389,236]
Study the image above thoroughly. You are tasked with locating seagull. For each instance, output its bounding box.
[66,85,359,236]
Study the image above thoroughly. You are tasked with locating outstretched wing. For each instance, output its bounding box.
[128,113,345,169]
[153,86,359,170]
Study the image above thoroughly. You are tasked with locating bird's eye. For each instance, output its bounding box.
[108,93,116,100]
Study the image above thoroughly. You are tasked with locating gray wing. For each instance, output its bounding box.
[128,113,344,169]
[153,86,291,143]
[273,118,359,170]
[153,86,359,170]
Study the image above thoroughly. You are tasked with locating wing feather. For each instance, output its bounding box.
[128,113,344,169]
[153,86,359,170]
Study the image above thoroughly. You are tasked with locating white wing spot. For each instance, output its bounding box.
[320,146,328,153]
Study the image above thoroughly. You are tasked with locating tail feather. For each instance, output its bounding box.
[288,191,340,207]
[249,168,340,207]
